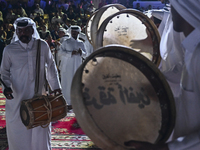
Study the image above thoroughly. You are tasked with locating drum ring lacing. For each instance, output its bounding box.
[41,96,52,128]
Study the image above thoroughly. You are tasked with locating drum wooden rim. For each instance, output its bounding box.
[71,45,175,149]
[85,11,98,46]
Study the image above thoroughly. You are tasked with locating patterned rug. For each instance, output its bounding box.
[0,87,100,150]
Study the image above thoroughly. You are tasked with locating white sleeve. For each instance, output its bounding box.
[151,9,165,20]
[168,45,200,150]
[168,132,200,150]
[43,41,61,90]
[80,42,87,57]
[40,9,44,15]
[0,46,12,88]
[59,41,72,58]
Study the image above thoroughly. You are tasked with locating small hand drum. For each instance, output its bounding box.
[20,94,67,129]
[71,45,175,150]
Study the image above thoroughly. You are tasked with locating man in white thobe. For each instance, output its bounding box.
[59,25,86,105]
[1,17,61,150]
[124,1,200,150]
[149,6,185,99]
[52,27,70,68]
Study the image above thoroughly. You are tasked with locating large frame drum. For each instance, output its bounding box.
[71,45,175,150]
[96,9,161,67]
[90,4,126,47]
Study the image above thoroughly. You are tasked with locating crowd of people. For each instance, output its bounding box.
[0,0,142,66]
[0,0,170,60]
[0,0,93,50]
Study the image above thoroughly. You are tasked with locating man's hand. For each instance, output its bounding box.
[72,50,77,55]
[3,87,14,99]
[55,40,61,46]
[124,141,169,150]
[51,88,62,96]
[78,48,82,56]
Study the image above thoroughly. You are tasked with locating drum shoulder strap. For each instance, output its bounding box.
[34,39,41,96]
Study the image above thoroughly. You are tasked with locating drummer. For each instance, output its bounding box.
[0,17,62,150]
[125,0,200,149]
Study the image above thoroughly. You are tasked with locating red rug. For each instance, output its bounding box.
[0,87,100,150]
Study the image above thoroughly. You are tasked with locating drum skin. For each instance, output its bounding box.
[71,45,175,150]
[96,9,161,67]
[20,94,67,129]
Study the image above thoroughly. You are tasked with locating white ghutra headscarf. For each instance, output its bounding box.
[11,17,40,43]
[68,25,82,39]
[69,25,81,33]
[170,0,200,30]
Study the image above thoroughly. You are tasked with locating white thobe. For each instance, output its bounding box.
[158,12,185,98]
[34,8,44,16]
[79,32,94,59]
[168,29,200,149]
[151,9,169,36]
[59,37,86,105]
[0,38,61,150]
[55,35,70,66]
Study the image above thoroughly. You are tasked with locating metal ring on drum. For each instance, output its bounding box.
[90,4,126,48]
[96,9,161,67]
[71,45,176,150]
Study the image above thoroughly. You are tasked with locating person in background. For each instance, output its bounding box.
[78,30,93,60]
[5,9,16,23]
[51,12,63,24]
[34,13,43,26]
[29,10,37,20]
[63,0,70,12]
[50,23,61,40]
[0,11,4,25]
[38,24,51,40]
[4,23,14,44]
[46,34,56,51]
[58,27,70,44]
[16,6,28,17]
[40,0,47,10]
[67,7,77,20]
[1,17,61,150]
[34,3,44,17]
[0,35,6,66]
[59,25,86,106]
[62,17,71,30]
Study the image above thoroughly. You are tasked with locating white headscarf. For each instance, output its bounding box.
[170,0,200,30]
[58,27,68,35]
[69,25,81,33]
[68,25,81,39]
[11,17,40,43]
